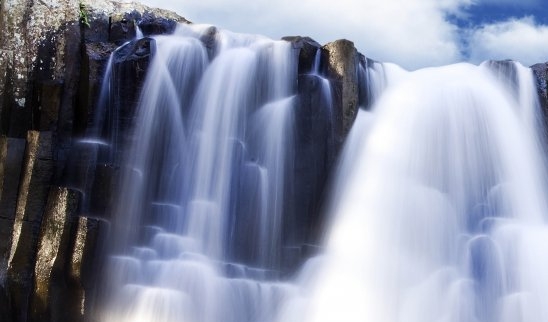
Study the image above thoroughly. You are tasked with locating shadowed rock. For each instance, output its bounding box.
[532,62,548,123]
[282,36,321,75]
[0,137,26,274]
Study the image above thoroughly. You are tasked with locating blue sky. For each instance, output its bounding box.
[463,0,548,25]
[137,0,548,70]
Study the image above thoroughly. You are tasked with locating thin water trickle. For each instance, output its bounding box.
[135,23,144,39]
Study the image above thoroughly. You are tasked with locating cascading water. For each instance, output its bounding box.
[94,20,548,322]
[99,24,300,322]
[290,61,548,322]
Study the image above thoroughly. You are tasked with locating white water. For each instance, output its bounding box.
[97,22,548,322]
[292,61,548,322]
[100,24,299,322]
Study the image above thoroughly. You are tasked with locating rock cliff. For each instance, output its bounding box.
[0,1,547,321]
[0,1,185,321]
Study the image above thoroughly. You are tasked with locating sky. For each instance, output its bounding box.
[138,0,548,70]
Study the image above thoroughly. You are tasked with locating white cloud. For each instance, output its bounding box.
[137,0,548,69]
[467,17,548,66]
[139,0,469,70]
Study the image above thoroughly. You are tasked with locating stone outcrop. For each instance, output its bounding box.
[323,39,360,141]
[283,37,368,257]
[0,1,184,321]
[1,0,548,321]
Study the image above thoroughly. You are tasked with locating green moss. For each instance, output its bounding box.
[79,3,90,28]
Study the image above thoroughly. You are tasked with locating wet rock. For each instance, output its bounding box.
[0,283,12,321]
[109,13,139,44]
[138,10,187,36]
[0,0,186,138]
[532,62,548,119]
[230,163,263,266]
[323,39,360,143]
[357,54,370,108]
[199,26,219,60]
[0,137,26,272]
[82,0,188,44]
[88,164,116,218]
[78,42,118,136]
[82,42,117,127]
[0,49,13,135]
[36,82,64,131]
[284,74,334,272]
[282,36,321,74]
[107,37,155,162]
[59,41,118,192]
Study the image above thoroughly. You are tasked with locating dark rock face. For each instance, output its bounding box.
[108,37,156,162]
[0,1,183,321]
[532,62,548,120]
[282,36,322,74]
[139,11,187,36]
[199,26,219,60]
[109,11,186,45]
[278,37,364,273]
[290,74,335,250]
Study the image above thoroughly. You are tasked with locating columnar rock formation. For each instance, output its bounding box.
[0,1,547,322]
[0,1,186,321]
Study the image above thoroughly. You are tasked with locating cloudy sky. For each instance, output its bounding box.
[138,0,548,70]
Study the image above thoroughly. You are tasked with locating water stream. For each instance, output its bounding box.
[99,24,299,322]
[291,61,548,322]
[96,24,548,322]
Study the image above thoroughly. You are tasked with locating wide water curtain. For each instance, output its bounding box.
[98,22,548,322]
[101,25,298,322]
[300,62,548,322]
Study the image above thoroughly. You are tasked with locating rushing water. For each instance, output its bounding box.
[292,61,548,322]
[97,23,548,322]
[99,24,299,322]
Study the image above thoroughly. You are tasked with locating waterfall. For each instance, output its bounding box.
[294,61,548,322]
[99,24,299,322]
[95,21,548,322]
